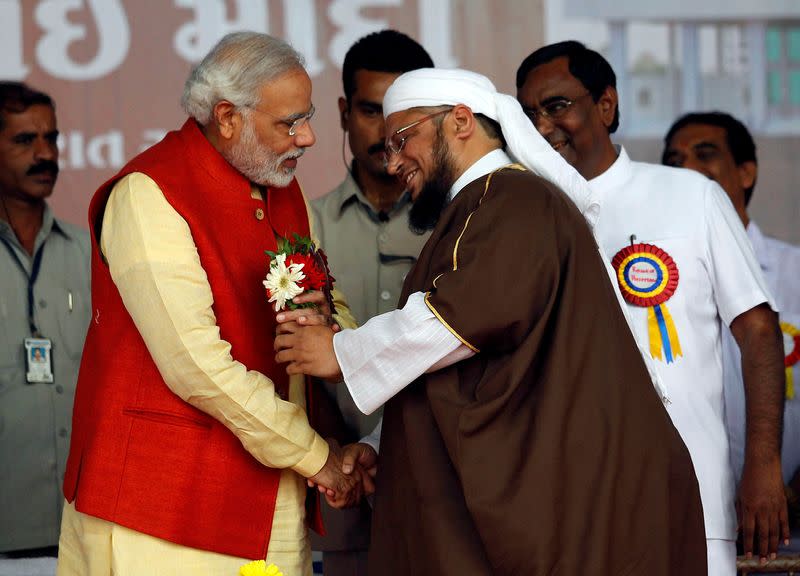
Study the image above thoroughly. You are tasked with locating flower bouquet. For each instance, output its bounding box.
[263,234,336,313]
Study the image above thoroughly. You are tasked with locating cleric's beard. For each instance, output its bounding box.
[225,117,304,188]
[408,128,457,234]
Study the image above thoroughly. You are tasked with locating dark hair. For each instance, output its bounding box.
[663,111,757,204]
[516,40,619,133]
[0,82,54,131]
[342,30,433,104]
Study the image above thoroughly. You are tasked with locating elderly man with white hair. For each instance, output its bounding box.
[275,68,707,575]
[56,32,359,576]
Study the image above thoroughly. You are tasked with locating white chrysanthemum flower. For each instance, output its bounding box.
[263,253,305,311]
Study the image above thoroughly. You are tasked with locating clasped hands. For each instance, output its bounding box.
[274,291,374,507]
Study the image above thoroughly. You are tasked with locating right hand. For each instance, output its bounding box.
[307,440,359,506]
[341,442,378,497]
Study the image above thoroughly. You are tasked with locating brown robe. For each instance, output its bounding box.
[368,166,707,575]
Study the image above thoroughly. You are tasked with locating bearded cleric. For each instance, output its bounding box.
[274,68,708,575]
[57,32,357,576]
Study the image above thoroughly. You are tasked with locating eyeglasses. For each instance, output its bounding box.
[247,104,315,136]
[385,108,451,156]
[522,91,592,123]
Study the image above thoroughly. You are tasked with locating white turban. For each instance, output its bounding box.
[383,68,600,227]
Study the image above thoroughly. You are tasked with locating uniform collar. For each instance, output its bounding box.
[0,202,71,253]
[335,166,411,222]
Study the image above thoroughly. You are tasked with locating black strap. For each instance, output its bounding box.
[0,235,45,336]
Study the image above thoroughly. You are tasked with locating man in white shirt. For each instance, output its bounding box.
[516,40,788,574]
[663,111,800,536]
[276,68,708,575]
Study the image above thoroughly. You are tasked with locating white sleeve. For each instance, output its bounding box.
[360,419,382,454]
[704,182,776,325]
[332,291,475,415]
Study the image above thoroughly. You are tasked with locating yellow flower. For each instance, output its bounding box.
[239,560,283,576]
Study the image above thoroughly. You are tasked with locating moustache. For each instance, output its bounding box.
[27,160,60,177]
[282,148,305,161]
[367,142,386,156]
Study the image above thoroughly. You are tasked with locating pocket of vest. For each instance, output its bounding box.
[122,407,213,430]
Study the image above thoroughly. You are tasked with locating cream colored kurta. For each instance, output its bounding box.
[57,173,353,576]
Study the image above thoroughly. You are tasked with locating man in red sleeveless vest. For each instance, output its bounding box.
[57,32,358,576]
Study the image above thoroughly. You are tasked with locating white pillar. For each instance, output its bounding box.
[746,21,768,130]
[609,21,630,135]
[680,23,700,112]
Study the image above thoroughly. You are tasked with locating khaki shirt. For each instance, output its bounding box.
[0,204,90,552]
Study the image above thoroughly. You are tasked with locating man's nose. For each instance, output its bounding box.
[531,113,555,138]
[294,121,316,148]
[385,152,402,176]
[34,137,57,161]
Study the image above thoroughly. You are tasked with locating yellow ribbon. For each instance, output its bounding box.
[647,305,683,362]
[781,321,799,400]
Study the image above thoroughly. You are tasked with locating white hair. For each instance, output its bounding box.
[181,31,305,124]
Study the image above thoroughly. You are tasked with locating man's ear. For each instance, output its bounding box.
[450,104,475,140]
[737,160,757,192]
[213,100,239,140]
[338,97,349,131]
[597,86,618,130]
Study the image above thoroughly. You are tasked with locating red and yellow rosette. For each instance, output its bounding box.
[782,321,800,400]
[612,243,683,363]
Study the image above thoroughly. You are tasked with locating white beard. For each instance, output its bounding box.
[224,117,304,188]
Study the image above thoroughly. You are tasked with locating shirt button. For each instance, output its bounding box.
[380,290,391,301]
[379,232,388,243]
[39,299,48,308]
[59,428,68,438]
[255,208,265,221]
[55,385,64,394]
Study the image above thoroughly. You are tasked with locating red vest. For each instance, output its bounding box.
[63,119,313,559]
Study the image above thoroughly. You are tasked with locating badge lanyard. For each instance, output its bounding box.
[0,235,46,337]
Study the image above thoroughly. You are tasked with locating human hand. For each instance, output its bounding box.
[307,439,361,508]
[738,457,790,563]
[275,291,340,334]
[341,442,378,497]
[274,323,342,380]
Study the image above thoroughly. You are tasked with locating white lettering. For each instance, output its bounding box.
[87,131,124,169]
[284,0,324,77]
[0,0,28,79]
[173,0,267,62]
[35,0,130,80]
[418,0,458,67]
[139,129,168,153]
[327,0,401,68]
[58,130,124,170]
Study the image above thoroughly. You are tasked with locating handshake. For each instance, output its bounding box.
[307,440,378,509]
[272,290,376,508]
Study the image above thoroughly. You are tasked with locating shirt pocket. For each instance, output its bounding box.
[55,287,91,361]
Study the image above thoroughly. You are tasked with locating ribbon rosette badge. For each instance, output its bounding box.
[612,243,683,363]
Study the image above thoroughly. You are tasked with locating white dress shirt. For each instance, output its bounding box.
[724,221,800,485]
[590,146,774,540]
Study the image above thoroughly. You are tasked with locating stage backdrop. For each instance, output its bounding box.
[1,0,544,228]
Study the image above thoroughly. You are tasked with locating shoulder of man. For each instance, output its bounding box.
[310,175,355,220]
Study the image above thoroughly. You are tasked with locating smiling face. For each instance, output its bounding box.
[341,69,400,180]
[0,104,59,206]
[516,57,617,180]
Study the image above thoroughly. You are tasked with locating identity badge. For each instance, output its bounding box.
[25,337,54,384]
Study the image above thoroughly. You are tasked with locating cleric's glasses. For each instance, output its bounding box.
[385,108,451,156]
